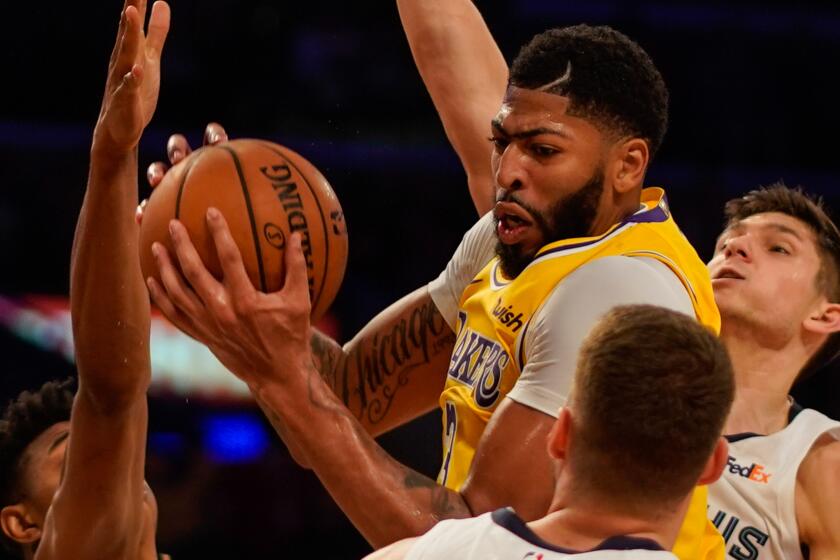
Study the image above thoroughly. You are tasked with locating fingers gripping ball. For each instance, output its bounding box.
[139,139,349,321]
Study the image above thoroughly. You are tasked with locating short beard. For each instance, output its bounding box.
[495,167,604,279]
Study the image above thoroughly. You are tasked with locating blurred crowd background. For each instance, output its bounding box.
[2,0,839,557]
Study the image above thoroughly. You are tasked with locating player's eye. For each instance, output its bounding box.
[770,245,790,255]
[488,136,509,152]
[531,145,560,158]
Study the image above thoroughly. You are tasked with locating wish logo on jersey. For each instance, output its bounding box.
[491,298,524,332]
[447,323,510,408]
[727,456,772,484]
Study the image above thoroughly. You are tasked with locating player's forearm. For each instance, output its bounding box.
[70,148,151,403]
[397,0,507,214]
[48,391,149,558]
[253,367,471,548]
[308,288,454,437]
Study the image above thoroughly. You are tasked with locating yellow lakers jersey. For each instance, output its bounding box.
[437,188,723,560]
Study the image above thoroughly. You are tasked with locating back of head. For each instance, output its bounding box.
[509,25,669,159]
[0,378,75,556]
[569,305,733,510]
[724,182,840,378]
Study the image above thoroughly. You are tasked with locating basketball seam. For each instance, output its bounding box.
[259,142,329,313]
[174,149,207,220]
[219,145,268,292]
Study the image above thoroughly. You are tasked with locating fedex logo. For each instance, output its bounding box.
[727,456,771,484]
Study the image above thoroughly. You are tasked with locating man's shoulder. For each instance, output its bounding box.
[568,254,677,280]
[796,434,840,547]
[799,434,840,485]
[533,255,694,327]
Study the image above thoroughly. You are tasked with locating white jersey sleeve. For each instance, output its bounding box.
[507,255,695,417]
[428,212,497,330]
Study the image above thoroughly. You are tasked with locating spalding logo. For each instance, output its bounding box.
[263,222,286,249]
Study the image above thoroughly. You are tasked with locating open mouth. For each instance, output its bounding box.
[494,202,533,244]
[713,267,745,280]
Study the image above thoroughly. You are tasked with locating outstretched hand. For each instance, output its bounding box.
[146,209,314,389]
[93,0,170,156]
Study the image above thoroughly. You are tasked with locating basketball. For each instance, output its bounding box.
[139,139,348,321]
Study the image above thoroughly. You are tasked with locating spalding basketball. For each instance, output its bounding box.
[139,139,348,321]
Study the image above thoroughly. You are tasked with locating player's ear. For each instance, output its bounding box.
[546,407,572,461]
[697,437,729,486]
[610,137,649,195]
[803,301,840,336]
[0,503,41,546]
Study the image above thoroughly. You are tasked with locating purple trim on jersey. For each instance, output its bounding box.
[533,224,628,259]
[725,431,762,444]
[532,200,670,261]
[517,319,531,371]
[491,508,665,553]
[491,260,512,289]
[725,399,805,443]
[624,202,669,224]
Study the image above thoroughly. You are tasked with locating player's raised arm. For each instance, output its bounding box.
[397,0,508,215]
[43,1,170,557]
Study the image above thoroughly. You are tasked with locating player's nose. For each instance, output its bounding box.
[723,233,752,262]
[494,144,527,193]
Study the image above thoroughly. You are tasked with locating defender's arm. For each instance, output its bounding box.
[397,0,508,215]
[42,2,170,558]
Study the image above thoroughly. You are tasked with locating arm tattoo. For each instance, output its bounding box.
[309,330,342,391]
[304,360,471,524]
[403,471,471,521]
[309,299,455,425]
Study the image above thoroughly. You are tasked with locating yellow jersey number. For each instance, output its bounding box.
[438,401,457,485]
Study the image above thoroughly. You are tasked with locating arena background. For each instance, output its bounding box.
[2,1,839,558]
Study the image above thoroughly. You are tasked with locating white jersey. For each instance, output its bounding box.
[405,509,677,559]
[707,406,840,560]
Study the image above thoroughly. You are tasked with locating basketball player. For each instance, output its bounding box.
[0,1,170,558]
[394,3,840,557]
[364,305,734,559]
[705,186,840,560]
[147,13,722,560]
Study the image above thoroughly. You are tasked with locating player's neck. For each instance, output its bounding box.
[530,481,685,551]
[720,322,808,435]
[589,191,641,237]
